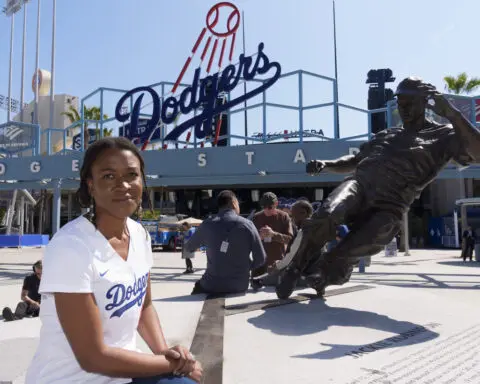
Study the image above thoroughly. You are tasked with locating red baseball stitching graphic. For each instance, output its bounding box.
[171,2,240,94]
[143,3,241,151]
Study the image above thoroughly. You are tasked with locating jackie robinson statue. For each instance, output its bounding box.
[270,76,480,300]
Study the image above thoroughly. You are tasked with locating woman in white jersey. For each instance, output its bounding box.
[25,137,202,384]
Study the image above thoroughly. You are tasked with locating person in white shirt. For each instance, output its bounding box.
[25,137,202,384]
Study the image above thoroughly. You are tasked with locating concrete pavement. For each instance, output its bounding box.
[0,247,479,383]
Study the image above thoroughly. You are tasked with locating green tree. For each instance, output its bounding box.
[61,105,110,149]
[443,72,480,95]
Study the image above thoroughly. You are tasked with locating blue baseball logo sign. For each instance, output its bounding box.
[115,2,282,149]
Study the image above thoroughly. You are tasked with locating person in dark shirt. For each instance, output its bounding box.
[461,226,476,262]
[254,200,314,287]
[277,77,480,299]
[288,200,314,250]
[2,260,42,321]
[185,190,266,295]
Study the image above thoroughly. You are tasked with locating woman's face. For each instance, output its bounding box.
[88,148,143,220]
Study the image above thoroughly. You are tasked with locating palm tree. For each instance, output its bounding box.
[61,105,109,149]
[96,127,113,137]
[444,73,480,95]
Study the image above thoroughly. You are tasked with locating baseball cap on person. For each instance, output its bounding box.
[260,192,278,208]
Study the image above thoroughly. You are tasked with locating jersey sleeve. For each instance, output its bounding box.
[39,234,94,294]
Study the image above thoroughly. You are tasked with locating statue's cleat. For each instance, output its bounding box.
[275,266,301,300]
[251,279,263,291]
[305,272,327,297]
[315,286,326,297]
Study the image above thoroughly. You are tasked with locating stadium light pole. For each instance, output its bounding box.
[242,10,248,145]
[6,12,15,122]
[34,0,41,124]
[333,0,340,138]
[20,1,29,122]
[48,0,56,130]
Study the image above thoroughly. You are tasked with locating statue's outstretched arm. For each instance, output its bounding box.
[323,154,361,174]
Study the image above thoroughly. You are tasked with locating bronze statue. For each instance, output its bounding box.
[273,77,480,299]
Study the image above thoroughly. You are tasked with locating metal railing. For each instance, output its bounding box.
[38,71,480,156]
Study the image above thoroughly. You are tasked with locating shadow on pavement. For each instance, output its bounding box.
[155,294,207,302]
[155,291,249,303]
[437,260,480,267]
[248,299,439,360]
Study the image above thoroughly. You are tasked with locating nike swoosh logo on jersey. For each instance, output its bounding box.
[100,270,109,277]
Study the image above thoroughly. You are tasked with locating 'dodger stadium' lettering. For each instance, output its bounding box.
[115,43,281,142]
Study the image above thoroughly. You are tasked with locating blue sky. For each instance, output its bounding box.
[0,0,479,143]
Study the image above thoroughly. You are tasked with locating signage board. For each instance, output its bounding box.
[119,118,161,145]
[0,122,38,154]
[72,129,99,151]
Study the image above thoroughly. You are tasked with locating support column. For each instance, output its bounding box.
[454,209,460,248]
[67,192,72,222]
[402,211,410,255]
[52,180,62,235]
[30,209,35,233]
[149,189,155,210]
[461,205,467,236]
[159,187,164,215]
[38,190,44,234]
[25,203,29,235]
[6,189,18,235]
[19,196,25,236]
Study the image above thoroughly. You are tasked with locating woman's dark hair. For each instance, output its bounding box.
[76,137,150,226]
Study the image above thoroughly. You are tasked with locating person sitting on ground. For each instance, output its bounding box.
[287,200,314,252]
[2,260,42,322]
[25,137,202,384]
[257,200,314,286]
[184,190,267,295]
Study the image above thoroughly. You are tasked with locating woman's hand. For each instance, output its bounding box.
[188,361,203,383]
[164,345,196,376]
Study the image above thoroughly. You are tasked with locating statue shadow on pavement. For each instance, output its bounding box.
[247,299,439,360]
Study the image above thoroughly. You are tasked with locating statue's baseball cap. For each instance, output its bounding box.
[260,192,278,208]
[394,76,424,96]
